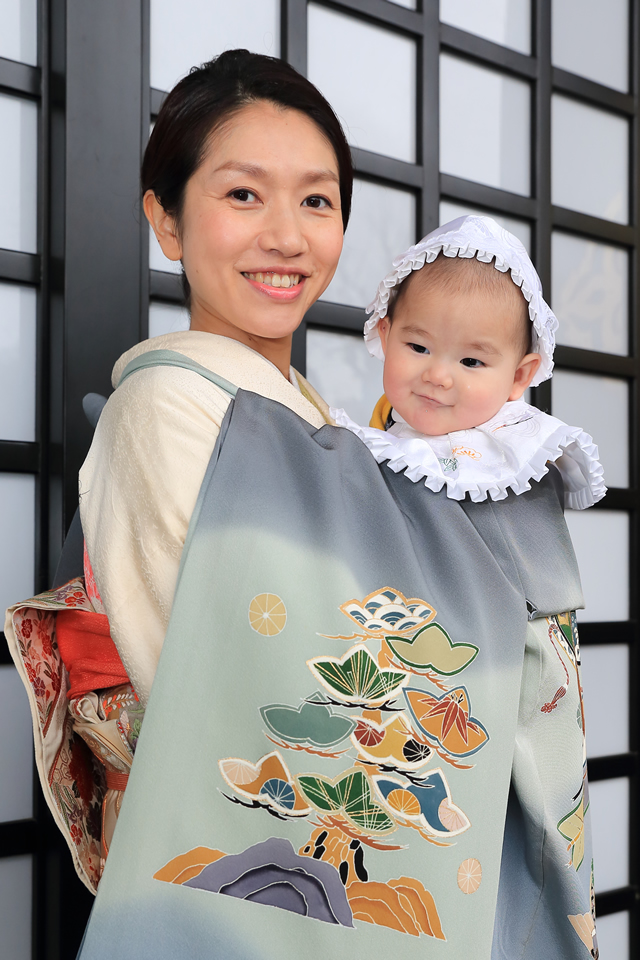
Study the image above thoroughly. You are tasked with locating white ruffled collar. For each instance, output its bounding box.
[332,399,606,509]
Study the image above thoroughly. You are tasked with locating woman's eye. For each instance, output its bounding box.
[303,195,331,209]
[461,357,484,368]
[230,189,257,203]
[409,343,429,354]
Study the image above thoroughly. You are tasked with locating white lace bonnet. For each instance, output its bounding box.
[364,215,558,387]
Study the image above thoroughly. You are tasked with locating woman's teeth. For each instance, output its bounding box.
[243,272,301,288]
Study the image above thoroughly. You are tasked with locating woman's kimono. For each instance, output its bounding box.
[5,349,597,959]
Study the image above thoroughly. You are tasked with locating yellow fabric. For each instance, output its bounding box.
[370,394,392,431]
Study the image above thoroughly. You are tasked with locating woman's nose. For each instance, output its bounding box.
[258,205,308,258]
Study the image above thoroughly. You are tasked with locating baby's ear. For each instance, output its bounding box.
[509,353,541,400]
[378,318,390,355]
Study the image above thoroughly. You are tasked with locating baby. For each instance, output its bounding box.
[336,215,605,510]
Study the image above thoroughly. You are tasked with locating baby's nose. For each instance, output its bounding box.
[423,360,453,388]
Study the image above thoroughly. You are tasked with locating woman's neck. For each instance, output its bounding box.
[189,308,293,379]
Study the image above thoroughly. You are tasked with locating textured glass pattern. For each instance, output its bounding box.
[150,0,279,92]
[552,0,628,92]
[552,232,628,356]
[0,283,36,441]
[0,856,31,959]
[0,0,37,65]
[581,644,628,757]
[596,912,629,960]
[322,179,415,310]
[0,93,38,253]
[308,4,416,163]
[440,55,530,196]
[148,302,190,339]
[439,201,531,252]
[564,510,628,622]
[149,225,182,274]
[306,328,383,426]
[553,371,628,488]
[552,96,628,224]
[590,778,628,892]
[0,667,33,821]
[0,474,35,616]
[441,0,531,54]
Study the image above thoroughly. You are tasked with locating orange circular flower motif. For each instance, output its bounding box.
[386,788,422,818]
[248,594,287,636]
[457,858,482,894]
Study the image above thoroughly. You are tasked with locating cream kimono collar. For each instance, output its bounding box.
[332,399,606,509]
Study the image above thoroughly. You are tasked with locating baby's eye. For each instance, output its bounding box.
[303,195,331,209]
[230,189,257,203]
[461,357,484,368]
[409,343,429,354]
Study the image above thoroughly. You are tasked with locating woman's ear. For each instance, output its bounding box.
[143,190,183,261]
[509,353,542,400]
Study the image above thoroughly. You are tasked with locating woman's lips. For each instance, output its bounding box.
[242,271,306,301]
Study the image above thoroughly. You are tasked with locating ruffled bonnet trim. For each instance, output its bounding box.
[332,404,606,510]
[364,215,558,388]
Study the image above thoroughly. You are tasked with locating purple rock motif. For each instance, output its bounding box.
[184,837,354,927]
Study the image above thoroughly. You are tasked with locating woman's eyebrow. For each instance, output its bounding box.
[212,160,339,186]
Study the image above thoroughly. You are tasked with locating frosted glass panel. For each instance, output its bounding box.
[323,179,415,309]
[150,0,279,92]
[0,856,31,960]
[0,474,35,616]
[0,667,33,821]
[440,201,531,252]
[552,233,628,356]
[441,0,531,55]
[552,96,628,224]
[148,302,190,339]
[0,0,38,65]
[590,778,628,891]
[149,225,182,274]
[552,0,628,93]
[553,371,628,488]
[389,0,416,7]
[440,55,530,196]
[596,912,628,960]
[581,645,628,758]
[0,284,36,442]
[0,93,38,253]
[564,510,628,622]
[308,4,416,163]
[306,329,383,426]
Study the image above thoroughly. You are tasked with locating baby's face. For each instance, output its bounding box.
[378,279,540,436]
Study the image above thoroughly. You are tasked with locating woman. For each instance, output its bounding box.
[7,51,591,960]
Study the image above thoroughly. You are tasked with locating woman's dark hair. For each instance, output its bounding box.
[142,49,353,302]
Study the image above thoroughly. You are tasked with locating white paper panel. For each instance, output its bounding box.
[306,328,383,427]
[552,96,628,224]
[589,778,628,892]
[308,4,417,163]
[564,510,628,622]
[0,283,36,442]
[439,201,531,252]
[581,644,628,758]
[149,224,182,274]
[148,302,190,340]
[0,667,33,821]
[150,0,279,92]
[0,474,35,617]
[440,0,531,54]
[0,855,32,959]
[0,0,37,65]
[553,371,628,488]
[552,232,628,356]
[322,178,415,310]
[552,0,628,93]
[596,911,629,960]
[440,55,530,196]
[0,93,38,253]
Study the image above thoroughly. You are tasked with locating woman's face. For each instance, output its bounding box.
[147,100,344,357]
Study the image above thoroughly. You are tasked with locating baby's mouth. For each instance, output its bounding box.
[242,271,302,289]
